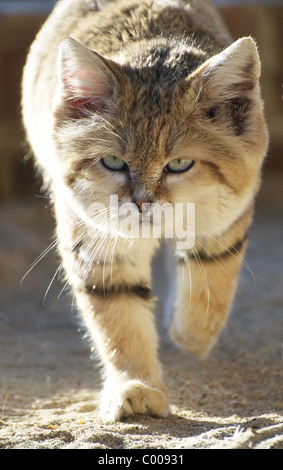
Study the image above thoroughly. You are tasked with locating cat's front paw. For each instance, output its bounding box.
[100,380,169,421]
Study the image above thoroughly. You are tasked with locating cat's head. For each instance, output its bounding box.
[53,37,268,247]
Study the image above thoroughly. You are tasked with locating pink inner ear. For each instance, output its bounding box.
[64,72,112,114]
[63,69,112,112]
[68,97,105,114]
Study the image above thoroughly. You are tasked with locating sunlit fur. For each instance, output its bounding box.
[22,0,268,421]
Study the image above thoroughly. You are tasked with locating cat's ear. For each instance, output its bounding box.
[190,37,263,135]
[192,37,261,101]
[196,37,260,98]
[57,37,119,115]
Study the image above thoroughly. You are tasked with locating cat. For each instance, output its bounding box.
[21,0,268,421]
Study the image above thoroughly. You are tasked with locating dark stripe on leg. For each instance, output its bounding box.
[179,233,248,264]
[84,282,153,300]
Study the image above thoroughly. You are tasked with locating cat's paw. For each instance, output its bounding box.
[100,380,169,421]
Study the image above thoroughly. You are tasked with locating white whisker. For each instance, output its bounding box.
[43,261,63,305]
[20,239,58,284]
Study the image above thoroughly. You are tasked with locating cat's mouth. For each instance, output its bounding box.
[138,211,155,224]
[117,210,160,239]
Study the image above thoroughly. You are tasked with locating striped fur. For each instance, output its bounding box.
[22,0,268,421]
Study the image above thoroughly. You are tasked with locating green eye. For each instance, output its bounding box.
[166,159,195,173]
[101,156,127,171]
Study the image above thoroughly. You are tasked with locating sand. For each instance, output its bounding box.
[0,175,282,450]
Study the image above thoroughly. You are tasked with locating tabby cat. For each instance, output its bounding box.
[22,0,268,420]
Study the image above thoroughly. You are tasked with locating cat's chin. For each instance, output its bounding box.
[109,219,163,242]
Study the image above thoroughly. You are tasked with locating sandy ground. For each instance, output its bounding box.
[0,174,282,450]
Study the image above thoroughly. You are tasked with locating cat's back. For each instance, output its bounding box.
[22,0,231,106]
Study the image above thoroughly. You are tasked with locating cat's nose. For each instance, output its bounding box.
[132,196,152,213]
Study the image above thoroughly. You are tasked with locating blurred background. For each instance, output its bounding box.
[0,0,282,199]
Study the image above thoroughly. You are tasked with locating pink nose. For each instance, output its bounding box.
[133,198,152,213]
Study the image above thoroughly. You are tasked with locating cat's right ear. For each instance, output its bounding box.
[56,37,120,116]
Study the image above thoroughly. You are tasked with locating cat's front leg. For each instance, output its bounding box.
[170,235,247,358]
[75,286,168,421]
[64,236,168,421]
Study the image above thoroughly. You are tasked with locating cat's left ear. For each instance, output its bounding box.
[56,37,120,115]
[188,37,265,137]
[192,37,261,102]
